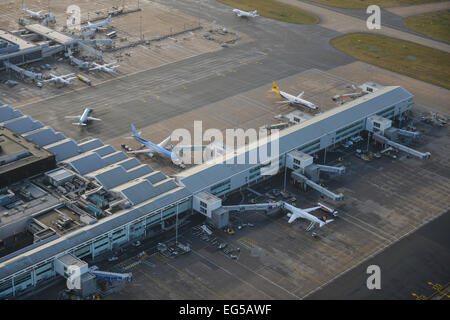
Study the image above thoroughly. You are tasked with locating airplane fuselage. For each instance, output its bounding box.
[233,9,257,18]
[79,108,92,125]
[81,15,111,31]
[24,8,43,19]
[133,135,182,164]
[280,91,317,110]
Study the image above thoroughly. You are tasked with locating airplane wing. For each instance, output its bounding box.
[171,145,205,151]
[89,66,101,71]
[127,149,154,156]
[63,73,76,78]
[87,117,101,121]
[297,92,304,99]
[303,206,320,213]
[288,213,300,224]
[276,100,290,104]
[158,135,172,148]
[65,116,81,119]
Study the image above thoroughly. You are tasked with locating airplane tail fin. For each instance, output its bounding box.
[318,217,334,227]
[272,81,280,96]
[131,124,141,138]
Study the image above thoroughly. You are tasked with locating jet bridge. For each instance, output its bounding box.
[291,170,344,201]
[373,133,430,159]
[395,129,420,139]
[222,201,337,231]
[3,61,42,80]
[316,164,346,175]
[79,39,112,46]
[222,202,280,213]
[77,41,102,58]
[90,266,132,282]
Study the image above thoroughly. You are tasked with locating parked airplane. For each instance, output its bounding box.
[43,73,76,86]
[80,15,112,31]
[89,62,120,73]
[271,82,318,110]
[283,202,334,231]
[23,5,44,20]
[127,124,185,168]
[65,108,101,126]
[232,9,258,18]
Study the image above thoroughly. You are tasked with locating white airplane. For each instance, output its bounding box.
[232,9,258,18]
[43,73,76,86]
[127,124,185,168]
[65,108,101,126]
[283,202,334,231]
[271,82,318,110]
[89,62,120,73]
[23,5,44,20]
[80,15,112,31]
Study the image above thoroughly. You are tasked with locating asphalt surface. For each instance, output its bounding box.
[307,210,450,300]
[15,0,352,143]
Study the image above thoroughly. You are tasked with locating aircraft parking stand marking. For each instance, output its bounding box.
[154,253,225,300]
[254,211,357,266]
[238,237,324,286]
[134,267,185,300]
[190,248,273,299]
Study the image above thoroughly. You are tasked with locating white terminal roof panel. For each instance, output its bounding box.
[0,105,23,122]
[91,164,154,190]
[91,145,115,157]
[127,164,154,177]
[23,127,65,147]
[3,116,44,134]
[145,171,166,184]
[102,151,128,165]
[78,139,104,153]
[93,166,132,190]
[0,30,36,50]
[67,153,107,175]
[120,181,160,205]
[45,139,81,162]
[118,158,141,170]
[46,168,75,182]
[25,24,74,45]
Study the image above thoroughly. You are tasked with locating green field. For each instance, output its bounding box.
[403,10,450,43]
[330,33,450,89]
[302,0,447,9]
[217,0,319,24]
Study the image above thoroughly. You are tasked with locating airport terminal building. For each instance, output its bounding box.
[0,85,417,298]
